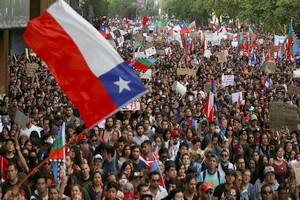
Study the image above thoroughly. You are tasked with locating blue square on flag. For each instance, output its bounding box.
[100,25,106,33]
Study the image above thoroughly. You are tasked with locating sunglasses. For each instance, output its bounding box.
[228,129,233,131]
[92,140,97,142]
[172,136,179,138]
[151,179,160,182]
[221,154,228,157]
[262,190,273,195]
[205,190,212,194]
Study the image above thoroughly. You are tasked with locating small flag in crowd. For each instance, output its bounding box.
[142,16,150,26]
[50,123,66,182]
[165,47,172,57]
[100,25,110,39]
[128,58,156,72]
[150,158,165,187]
[23,0,147,127]
[264,75,272,88]
[188,20,196,31]
[179,21,189,35]
[204,79,214,122]
[249,48,256,66]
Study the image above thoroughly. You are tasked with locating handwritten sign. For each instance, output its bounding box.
[145,47,156,57]
[269,102,298,131]
[222,75,234,86]
[288,85,300,95]
[265,61,276,74]
[176,68,197,76]
[121,100,140,111]
[26,63,39,78]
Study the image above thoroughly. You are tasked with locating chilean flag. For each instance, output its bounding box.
[179,21,189,35]
[100,25,110,39]
[264,75,272,88]
[23,0,147,128]
[204,79,214,122]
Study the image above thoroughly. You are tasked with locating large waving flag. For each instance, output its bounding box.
[237,33,245,51]
[23,0,147,128]
[286,19,295,60]
[204,79,214,122]
[50,123,66,182]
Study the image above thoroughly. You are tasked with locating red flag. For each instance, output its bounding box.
[142,16,149,26]
[237,95,242,108]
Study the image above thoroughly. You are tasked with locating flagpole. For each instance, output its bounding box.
[16,128,88,188]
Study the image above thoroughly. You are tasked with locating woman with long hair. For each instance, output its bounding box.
[87,171,103,200]
[271,146,289,184]
[118,144,131,164]
[254,133,270,157]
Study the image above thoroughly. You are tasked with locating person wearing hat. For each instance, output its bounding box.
[211,135,228,159]
[246,114,259,133]
[168,129,180,161]
[218,148,236,178]
[199,154,225,190]
[77,134,93,166]
[140,192,153,200]
[197,182,213,200]
[212,169,237,200]
[251,166,279,200]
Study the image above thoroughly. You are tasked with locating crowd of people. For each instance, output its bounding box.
[0,15,300,200]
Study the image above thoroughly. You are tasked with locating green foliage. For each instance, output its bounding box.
[162,0,300,34]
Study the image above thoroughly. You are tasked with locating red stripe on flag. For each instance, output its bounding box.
[23,12,116,127]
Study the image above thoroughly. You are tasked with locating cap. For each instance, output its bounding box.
[77,135,87,144]
[200,182,213,191]
[264,166,275,175]
[129,172,140,181]
[171,130,179,137]
[140,193,153,200]
[207,154,218,163]
[93,154,103,161]
[226,169,236,176]
[250,114,258,121]
[46,137,54,144]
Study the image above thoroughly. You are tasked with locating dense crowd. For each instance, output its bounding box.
[0,16,300,200]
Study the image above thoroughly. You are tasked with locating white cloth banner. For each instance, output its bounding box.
[222,75,235,86]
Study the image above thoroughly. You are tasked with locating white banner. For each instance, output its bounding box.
[274,35,286,46]
[121,100,141,111]
[222,75,235,86]
[145,47,156,57]
[232,91,243,103]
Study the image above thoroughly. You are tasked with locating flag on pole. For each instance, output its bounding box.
[50,122,66,182]
[204,79,214,122]
[150,158,165,187]
[179,21,189,35]
[264,75,272,88]
[23,0,147,128]
[99,25,110,39]
[249,48,256,66]
[142,16,150,26]
[237,95,242,108]
[188,20,196,31]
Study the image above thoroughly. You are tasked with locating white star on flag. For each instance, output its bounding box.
[114,77,131,93]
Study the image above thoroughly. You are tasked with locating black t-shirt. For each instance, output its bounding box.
[213,183,227,200]
[1,180,31,199]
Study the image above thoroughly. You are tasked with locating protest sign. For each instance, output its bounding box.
[231,91,243,103]
[216,51,227,63]
[265,61,276,74]
[293,70,300,78]
[204,49,212,58]
[171,81,187,96]
[290,161,300,186]
[134,33,144,43]
[221,75,234,86]
[26,63,39,77]
[288,85,300,95]
[231,41,238,47]
[157,50,165,55]
[145,47,156,57]
[176,68,197,76]
[141,69,152,79]
[121,100,141,111]
[269,102,298,131]
[203,83,216,93]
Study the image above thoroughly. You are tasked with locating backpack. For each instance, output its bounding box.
[202,169,221,185]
